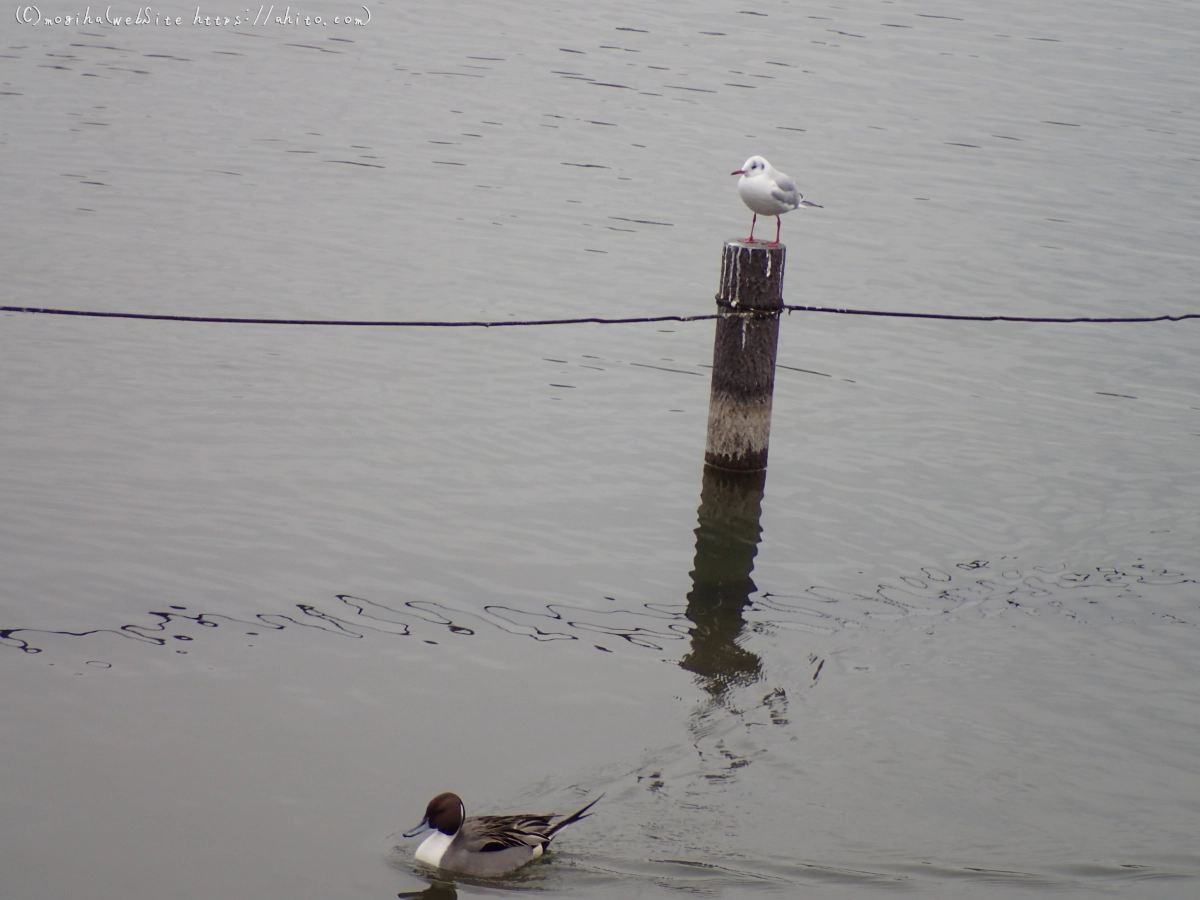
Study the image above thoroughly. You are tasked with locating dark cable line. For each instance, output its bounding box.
[0,306,716,327]
[782,304,1198,324]
[2,304,1196,327]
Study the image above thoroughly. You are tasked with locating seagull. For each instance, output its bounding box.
[731,155,822,245]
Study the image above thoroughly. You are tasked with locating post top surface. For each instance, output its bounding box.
[725,239,787,250]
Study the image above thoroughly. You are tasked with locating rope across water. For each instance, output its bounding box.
[3,304,1196,327]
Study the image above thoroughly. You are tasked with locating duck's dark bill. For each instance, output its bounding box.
[403,819,432,839]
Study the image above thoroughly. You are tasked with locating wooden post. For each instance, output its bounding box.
[703,240,785,472]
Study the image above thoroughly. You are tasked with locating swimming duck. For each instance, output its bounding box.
[403,791,601,877]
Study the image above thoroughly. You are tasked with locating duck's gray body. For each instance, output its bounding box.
[404,792,601,877]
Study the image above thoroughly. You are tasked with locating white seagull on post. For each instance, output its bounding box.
[731,155,821,245]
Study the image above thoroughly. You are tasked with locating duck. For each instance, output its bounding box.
[731,155,822,245]
[403,791,602,877]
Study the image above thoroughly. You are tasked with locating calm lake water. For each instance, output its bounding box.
[2,1,1198,898]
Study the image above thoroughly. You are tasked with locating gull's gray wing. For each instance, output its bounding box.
[770,174,800,207]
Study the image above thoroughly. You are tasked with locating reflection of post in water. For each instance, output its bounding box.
[681,466,766,696]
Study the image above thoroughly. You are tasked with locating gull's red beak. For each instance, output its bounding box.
[731,169,745,176]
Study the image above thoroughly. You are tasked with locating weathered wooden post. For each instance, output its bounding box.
[703,240,785,472]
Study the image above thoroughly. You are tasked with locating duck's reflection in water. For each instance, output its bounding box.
[398,879,456,899]
[681,466,766,698]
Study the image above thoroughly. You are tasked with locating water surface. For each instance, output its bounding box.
[2,1,1198,898]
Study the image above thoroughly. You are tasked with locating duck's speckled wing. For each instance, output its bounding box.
[468,814,556,851]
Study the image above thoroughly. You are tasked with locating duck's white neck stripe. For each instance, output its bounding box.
[414,830,454,868]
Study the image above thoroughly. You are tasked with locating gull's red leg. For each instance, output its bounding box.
[767,216,781,246]
[745,214,757,243]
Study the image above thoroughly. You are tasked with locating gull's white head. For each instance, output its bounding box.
[731,155,770,177]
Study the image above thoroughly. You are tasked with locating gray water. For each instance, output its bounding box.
[2,1,1198,898]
